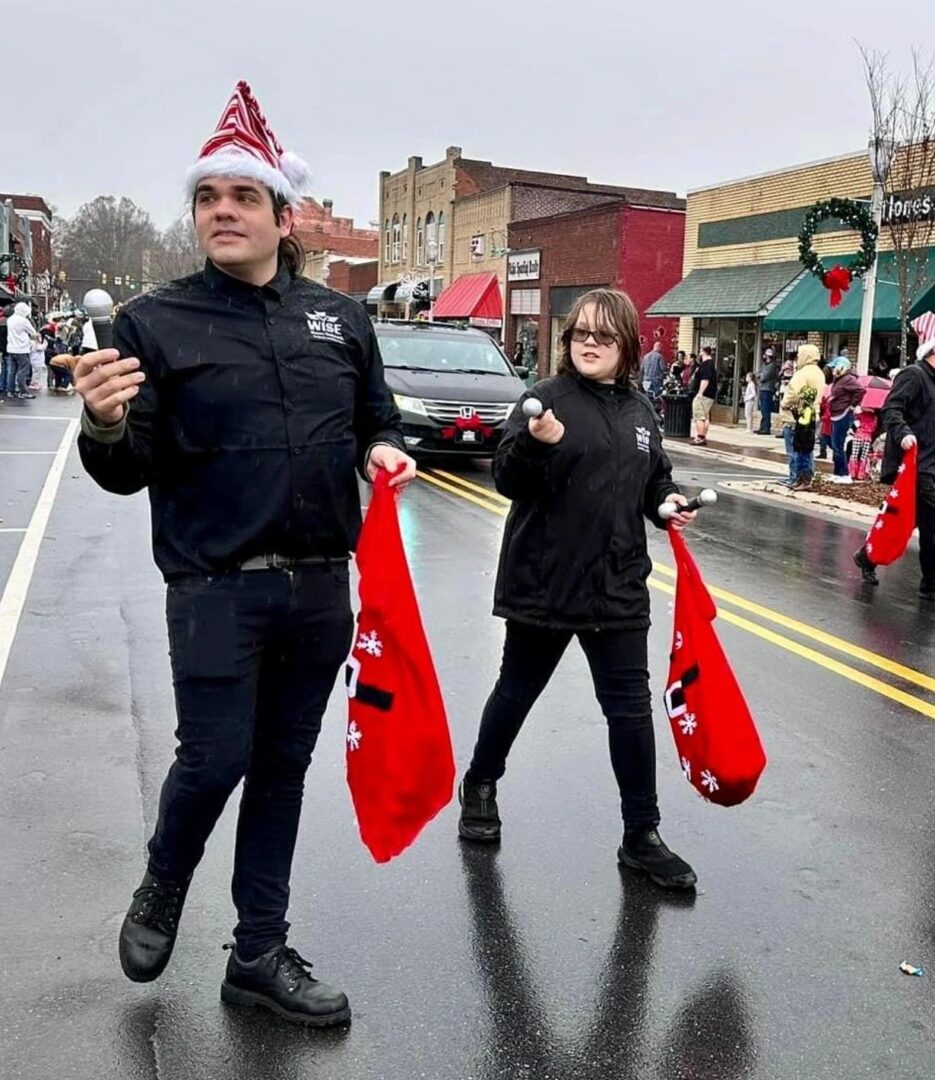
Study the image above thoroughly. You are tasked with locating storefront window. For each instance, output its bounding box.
[715,319,738,409]
[513,316,539,370]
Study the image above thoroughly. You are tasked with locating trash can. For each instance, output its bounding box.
[663,394,692,438]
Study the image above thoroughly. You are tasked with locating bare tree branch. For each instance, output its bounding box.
[860,43,935,364]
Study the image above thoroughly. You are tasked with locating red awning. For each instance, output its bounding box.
[432,272,502,321]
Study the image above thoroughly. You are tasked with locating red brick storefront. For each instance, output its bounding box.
[506,200,685,377]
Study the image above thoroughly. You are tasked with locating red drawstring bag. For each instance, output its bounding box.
[864,444,918,566]
[664,529,766,806]
[345,471,455,862]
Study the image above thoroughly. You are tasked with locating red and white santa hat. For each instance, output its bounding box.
[186,81,310,209]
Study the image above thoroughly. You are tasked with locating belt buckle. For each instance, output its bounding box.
[267,554,295,580]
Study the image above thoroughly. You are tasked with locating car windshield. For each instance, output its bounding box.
[376,331,514,376]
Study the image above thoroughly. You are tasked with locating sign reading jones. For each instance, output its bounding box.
[881,190,935,225]
[508,250,540,281]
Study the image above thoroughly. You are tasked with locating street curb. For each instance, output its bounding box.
[664,438,790,475]
[720,480,877,526]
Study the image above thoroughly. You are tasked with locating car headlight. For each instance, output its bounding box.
[393,394,428,416]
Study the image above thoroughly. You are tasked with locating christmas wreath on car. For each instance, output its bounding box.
[798,197,878,308]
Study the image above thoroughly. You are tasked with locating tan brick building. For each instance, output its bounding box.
[374,147,681,328]
[650,148,935,421]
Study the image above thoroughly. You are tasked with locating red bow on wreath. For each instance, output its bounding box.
[821,265,852,308]
[440,413,494,441]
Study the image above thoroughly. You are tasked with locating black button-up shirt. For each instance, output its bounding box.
[78,260,403,579]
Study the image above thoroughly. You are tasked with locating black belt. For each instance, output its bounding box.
[239,554,346,572]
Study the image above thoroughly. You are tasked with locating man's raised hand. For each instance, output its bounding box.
[74,350,146,427]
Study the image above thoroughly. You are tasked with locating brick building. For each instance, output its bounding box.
[322,258,379,305]
[648,147,935,421]
[294,197,379,285]
[375,146,681,328]
[506,200,686,376]
[0,193,53,304]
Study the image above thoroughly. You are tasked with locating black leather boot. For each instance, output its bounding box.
[457,777,501,842]
[221,944,351,1027]
[618,828,697,890]
[118,871,190,982]
[853,547,879,585]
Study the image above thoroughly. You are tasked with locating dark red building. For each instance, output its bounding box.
[506,198,686,377]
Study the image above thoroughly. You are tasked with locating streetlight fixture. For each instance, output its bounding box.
[425,238,438,322]
[856,135,896,375]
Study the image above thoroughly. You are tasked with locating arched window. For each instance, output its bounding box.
[384,219,391,264]
[391,214,401,264]
[416,217,424,265]
[425,211,436,260]
[402,214,408,262]
[437,211,446,262]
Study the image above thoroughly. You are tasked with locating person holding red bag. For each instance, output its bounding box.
[457,288,699,891]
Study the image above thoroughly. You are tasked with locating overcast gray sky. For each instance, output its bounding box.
[9,0,935,230]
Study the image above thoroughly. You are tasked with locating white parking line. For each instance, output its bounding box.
[0,451,58,455]
[0,414,75,422]
[0,419,80,687]
[0,529,28,534]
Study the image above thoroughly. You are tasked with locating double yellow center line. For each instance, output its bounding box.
[418,467,935,721]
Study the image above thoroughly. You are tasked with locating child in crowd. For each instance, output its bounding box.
[849,406,879,481]
[743,371,757,432]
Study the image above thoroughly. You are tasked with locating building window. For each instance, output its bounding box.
[425,211,436,254]
[437,211,446,262]
[416,217,424,265]
[391,214,401,264]
[402,214,408,262]
[384,219,391,264]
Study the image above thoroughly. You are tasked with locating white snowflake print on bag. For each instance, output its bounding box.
[356,630,383,657]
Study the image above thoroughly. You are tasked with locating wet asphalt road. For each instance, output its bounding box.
[2,401,935,1080]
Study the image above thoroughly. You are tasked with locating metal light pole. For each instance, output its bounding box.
[426,238,438,323]
[856,137,896,376]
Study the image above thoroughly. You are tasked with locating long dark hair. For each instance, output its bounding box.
[271,192,306,276]
[557,288,641,381]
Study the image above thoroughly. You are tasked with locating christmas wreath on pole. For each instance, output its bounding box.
[798,197,878,308]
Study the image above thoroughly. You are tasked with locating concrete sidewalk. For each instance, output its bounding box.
[665,423,879,524]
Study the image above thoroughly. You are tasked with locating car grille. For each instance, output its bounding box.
[422,399,513,426]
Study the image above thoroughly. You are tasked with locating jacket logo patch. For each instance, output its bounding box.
[635,425,651,454]
[306,311,345,343]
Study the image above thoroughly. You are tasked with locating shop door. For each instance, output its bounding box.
[736,323,757,423]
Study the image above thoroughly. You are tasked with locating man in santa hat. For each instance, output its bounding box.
[869,331,935,597]
[73,81,415,1027]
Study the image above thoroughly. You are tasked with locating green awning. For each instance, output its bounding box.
[647,261,803,318]
[762,249,935,332]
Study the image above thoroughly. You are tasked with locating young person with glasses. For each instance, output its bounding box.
[457,288,699,890]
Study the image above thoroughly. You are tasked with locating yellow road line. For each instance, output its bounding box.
[418,473,935,720]
[418,471,507,516]
[648,576,935,720]
[428,468,512,506]
[650,561,935,695]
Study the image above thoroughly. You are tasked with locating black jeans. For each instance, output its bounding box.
[148,564,353,959]
[466,620,659,829]
[919,472,935,587]
[757,389,773,432]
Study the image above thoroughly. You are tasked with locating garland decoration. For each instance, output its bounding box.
[798,198,878,308]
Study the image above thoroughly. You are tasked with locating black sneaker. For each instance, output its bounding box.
[458,777,501,842]
[853,548,879,585]
[221,944,351,1027]
[618,828,697,891]
[118,871,190,982]
[920,580,935,600]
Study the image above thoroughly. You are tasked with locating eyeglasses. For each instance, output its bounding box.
[570,327,619,348]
